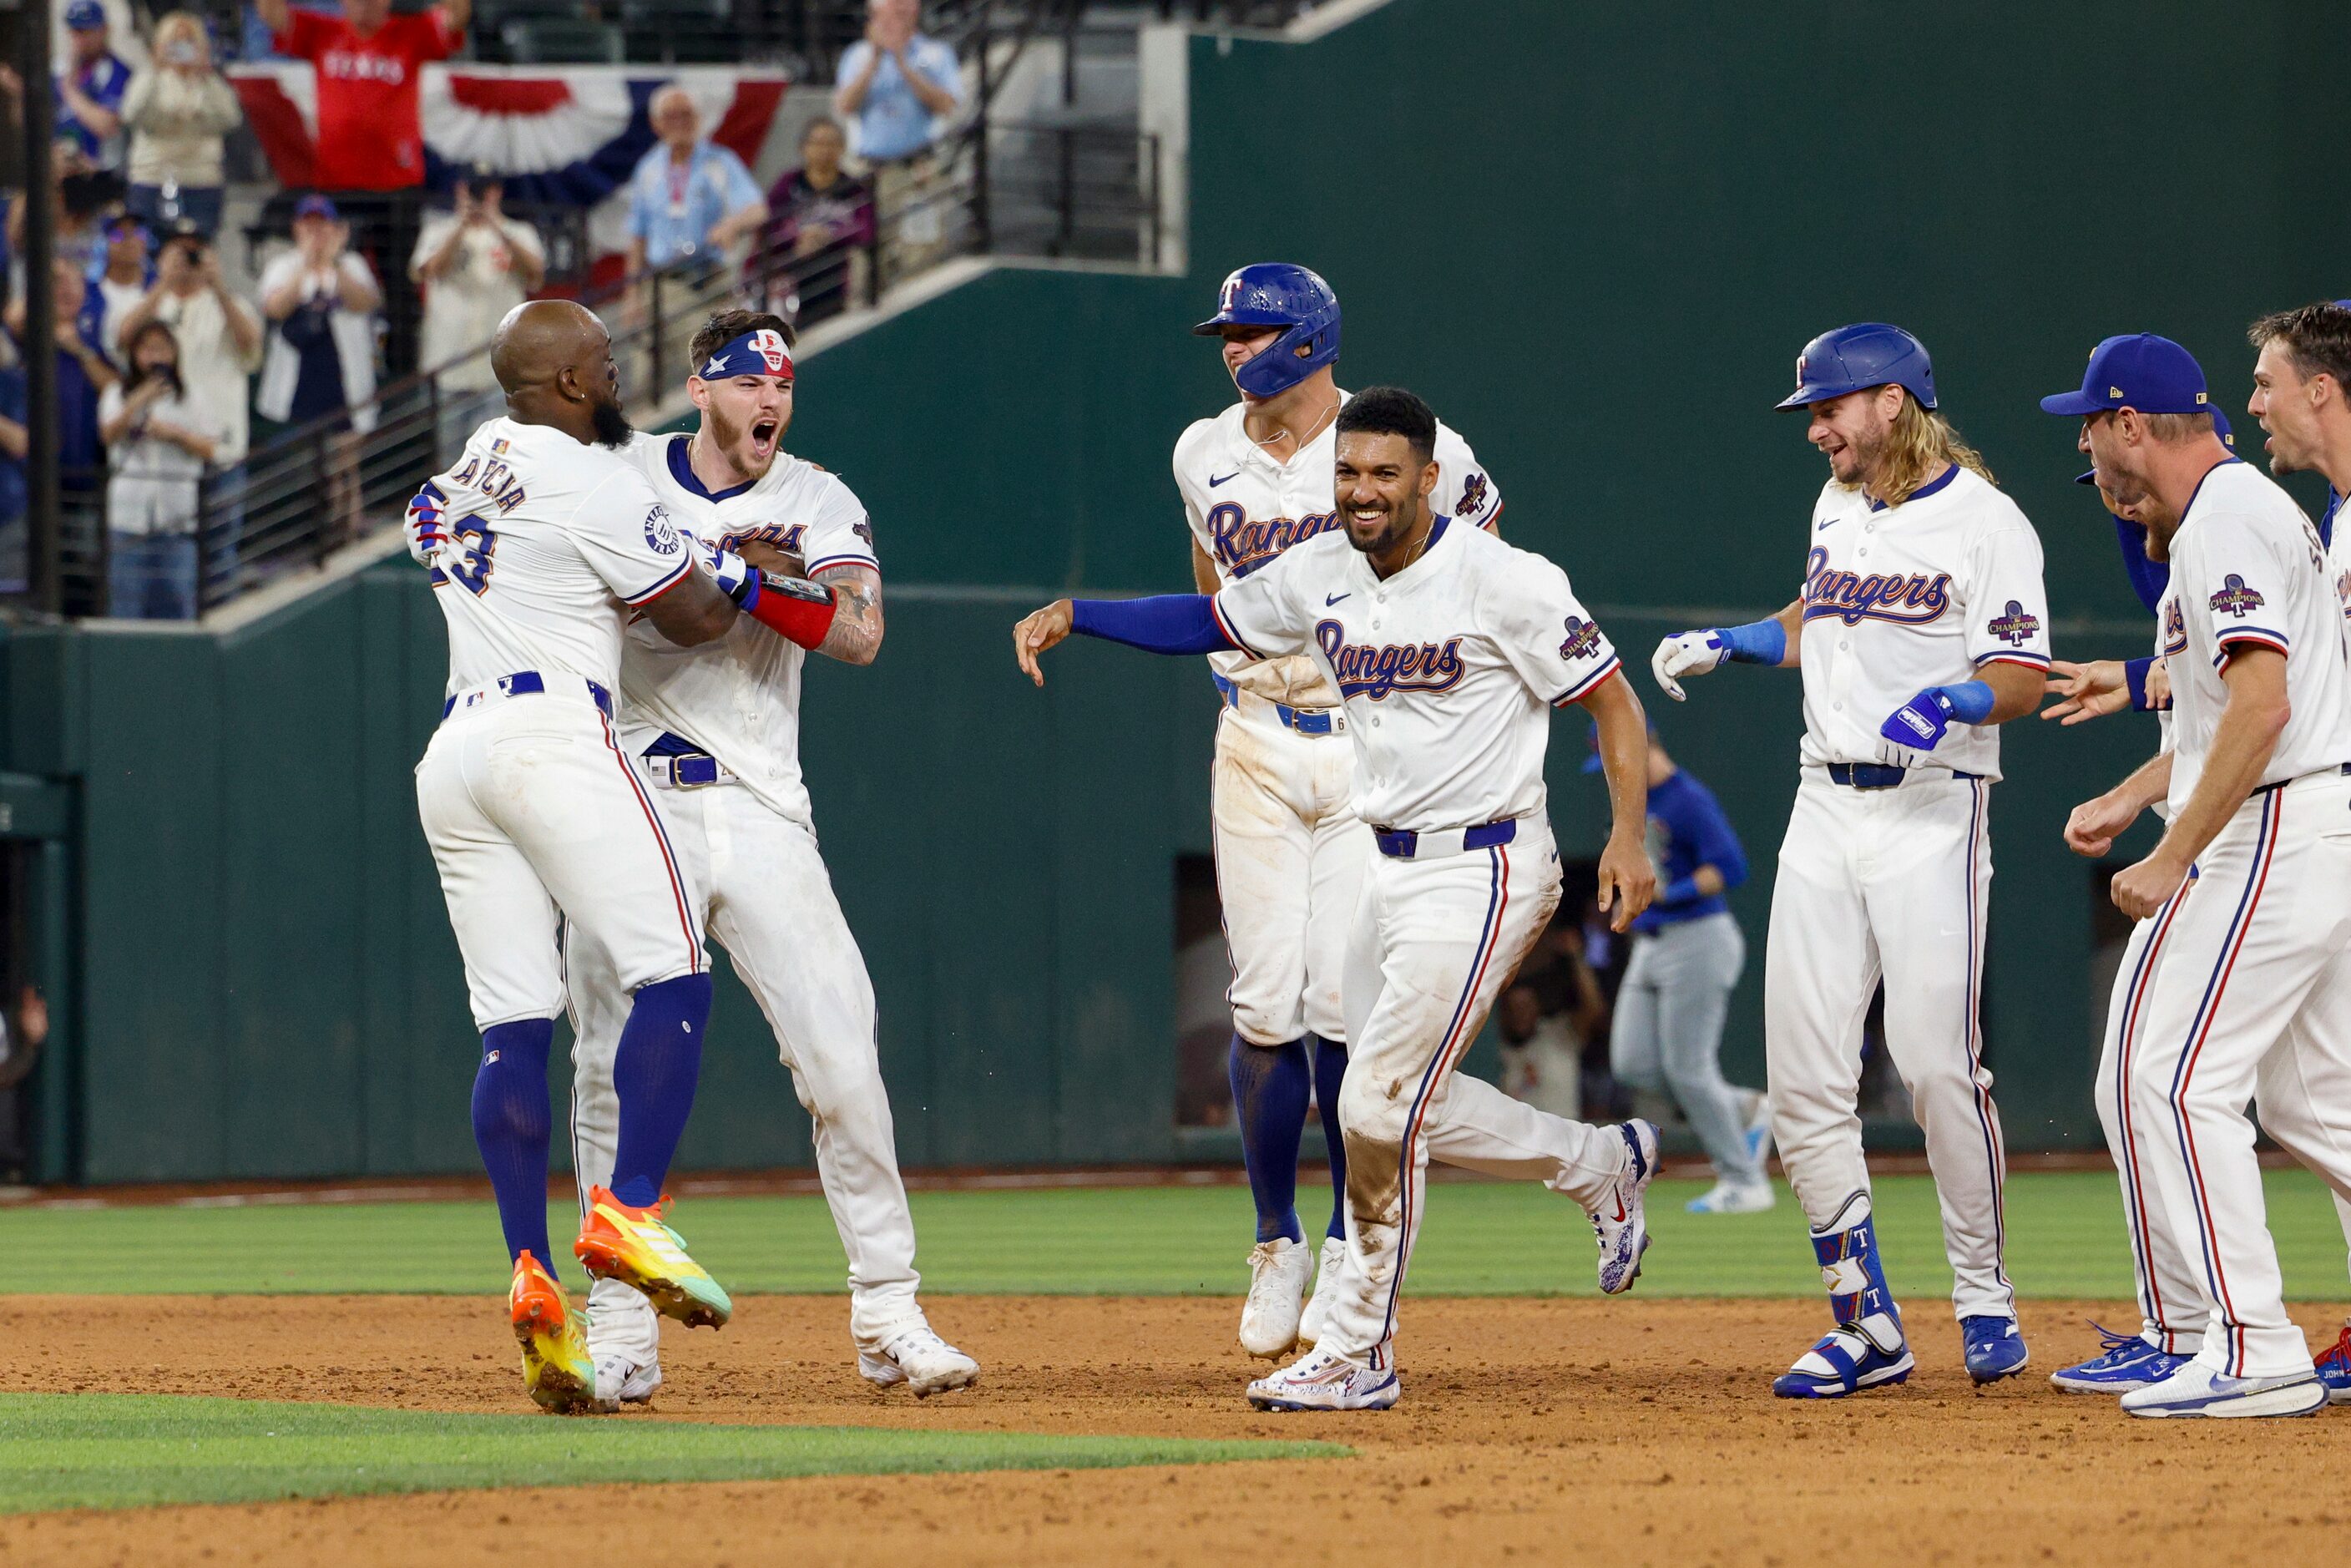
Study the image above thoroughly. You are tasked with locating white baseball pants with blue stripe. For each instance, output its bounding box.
[1312,817,1630,1371]
[2121,769,2351,1380]
[1765,771,2015,1323]
[417,682,707,1031]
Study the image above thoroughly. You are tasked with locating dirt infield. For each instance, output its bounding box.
[8,1293,2350,1566]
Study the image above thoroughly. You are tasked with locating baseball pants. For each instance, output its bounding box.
[1215,691,1647,1190]
[1610,913,1759,1185]
[417,677,705,1031]
[2121,768,2351,1379]
[1765,771,2015,1323]
[568,776,922,1363]
[1312,818,1629,1372]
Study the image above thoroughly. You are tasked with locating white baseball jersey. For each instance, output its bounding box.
[616,432,879,827]
[1211,517,1618,832]
[2155,460,2351,816]
[2328,496,2351,632]
[1177,394,1503,708]
[426,417,691,695]
[1796,464,2051,780]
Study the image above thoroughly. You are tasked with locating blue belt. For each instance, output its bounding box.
[1213,672,1341,736]
[442,670,611,721]
[641,730,733,788]
[1826,762,1981,790]
[1374,819,1518,859]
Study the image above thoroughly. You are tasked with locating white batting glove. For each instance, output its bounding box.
[1650,630,1727,702]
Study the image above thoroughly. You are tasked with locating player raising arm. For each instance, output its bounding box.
[1649,323,2049,1398]
[1015,387,1659,1412]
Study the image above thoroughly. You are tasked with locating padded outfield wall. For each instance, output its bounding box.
[10,0,2347,1180]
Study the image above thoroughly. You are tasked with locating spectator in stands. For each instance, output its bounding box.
[255,0,470,377]
[757,115,872,327]
[258,195,379,535]
[624,86,767,283]
[0,341,26,592]
[92,213,151,354]
[118,220,263,464]
[8,140,118,282]
[55,0,132,171]
[834,0,961,165]
[412,165,542,458]
[3,260,116,528]
[120,11,242,239]
[99,319,219,618]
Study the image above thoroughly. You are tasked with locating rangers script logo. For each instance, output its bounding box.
[1560,615,1604,661]
[1987,600,2040,647]
[2208,574,2264,618]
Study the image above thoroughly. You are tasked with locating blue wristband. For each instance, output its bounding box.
[1931,679,1996,726]
[2124,657,2154,711]
[1713,619,1787,665]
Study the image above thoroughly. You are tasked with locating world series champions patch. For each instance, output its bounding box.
[1986,601,2040,646]
[1559,615,1605,661]
[2208,574,2264,617]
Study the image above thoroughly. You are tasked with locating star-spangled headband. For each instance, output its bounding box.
[698,327,794,383]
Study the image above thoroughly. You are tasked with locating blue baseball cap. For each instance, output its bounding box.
[64,0,105,30]
[2077,404,2232,485]
[293,194,339,221]
[2040,334,2212,417]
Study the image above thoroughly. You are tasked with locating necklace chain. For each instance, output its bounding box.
[1252,397,1340,454]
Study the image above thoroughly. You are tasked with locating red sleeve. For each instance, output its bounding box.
[276,10,330,58]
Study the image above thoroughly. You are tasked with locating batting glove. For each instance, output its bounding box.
[404,480,447,567]
[703,544,762,608]
[1880,688,1959,750]
[1650,630,1727,702]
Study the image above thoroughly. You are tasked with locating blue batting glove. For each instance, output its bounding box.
[704,545,761,608]
[1882,689,1959,750]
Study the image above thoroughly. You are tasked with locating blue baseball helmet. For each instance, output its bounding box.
[1194,263,1341,399]
[1776,322,1937,412]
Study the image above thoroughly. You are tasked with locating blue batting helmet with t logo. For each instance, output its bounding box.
[1777,322,1937,412]
[1193,262,1342,399]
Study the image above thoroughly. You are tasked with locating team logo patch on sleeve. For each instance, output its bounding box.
[1454,473,1489,518]
[2208,574,2264,617]
[644,503,683,556]
[1986,600,2040,646]
[1559,615,1605,661]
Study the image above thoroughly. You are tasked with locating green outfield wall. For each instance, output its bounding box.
[8,0,2345,1180]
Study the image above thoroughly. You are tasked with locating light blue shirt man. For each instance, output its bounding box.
[834,31,962,163]
[625,139,763,272]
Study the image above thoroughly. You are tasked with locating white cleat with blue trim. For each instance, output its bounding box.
[2118,1361,2326,1419]
[1246,1348,1400,1412]
[1590,1120,1659,1294]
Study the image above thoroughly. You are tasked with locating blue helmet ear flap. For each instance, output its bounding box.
[1196,262,1342,399]
[1231,303,1341,399]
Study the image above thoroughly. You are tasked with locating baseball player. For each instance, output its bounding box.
[562,310,978,1407]
[1179,263,1625,1361]
[1014,386,1662,1411]
[1652,323,2050,1397]
[1585,721,1772,1213]
[2035,332,2351,1417]
[407,300,838,1414]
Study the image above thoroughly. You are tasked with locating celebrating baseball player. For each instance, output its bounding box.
[1014,386,1661,1412]
[1178,263,1635,1362]
[1652,323,2050,1397]
[564,310,977,1406]
[1585,721,1772,1214]
[2041,330,2351,1415]
[409,299,794,1414]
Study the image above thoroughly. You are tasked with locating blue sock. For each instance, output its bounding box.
[609,972,713,1209]
[1229,1034,1310,1244]
[1313,1036,1349,1240]
[471,1018,554,1267]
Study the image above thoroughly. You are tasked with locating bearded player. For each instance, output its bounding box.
[1653,324,2050,1396]
[1180,264,1656,1359]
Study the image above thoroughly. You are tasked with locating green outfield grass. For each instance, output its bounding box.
[0,1393,1344,1514]
[6,1171,2348,1300]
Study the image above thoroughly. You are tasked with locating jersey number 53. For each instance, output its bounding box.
[437,522,498,596]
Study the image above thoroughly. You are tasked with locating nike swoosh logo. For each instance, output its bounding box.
[1610,1194,1626,1223]
[1816,518,1837,532]
[1326,593,1350,606]
[1210,472,1240,487]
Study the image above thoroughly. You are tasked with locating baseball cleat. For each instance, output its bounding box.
[858,1324,980,1397]
[2049,1323,2187,1393]
[593,1353,662,1412]
[1961,1314,2030,1383]
[1238,1236,1316,1358]
[1772,1325,1915,1399]
[1590,1120,1658,1294]
[1686,1179,1773,1215]
[1246,1348,1399,1412]
[509,1250,598,1415]
[2119,1362,2327,1419]
[2313,1321,2351,1405]
[573,1186,733,1330]
[1294,1235,1347,1348]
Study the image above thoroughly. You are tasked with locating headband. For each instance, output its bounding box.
[698,327,794,382]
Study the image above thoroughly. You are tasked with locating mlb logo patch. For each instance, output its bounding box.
[2208,574,2264,618]
[491,438,510,455]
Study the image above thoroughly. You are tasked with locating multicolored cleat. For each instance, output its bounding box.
[2314,1320,2351,1405]
[574,1185,734,1329]
[510,1250,597,1415]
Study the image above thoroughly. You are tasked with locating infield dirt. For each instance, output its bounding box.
[6,1292,2348,1566]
